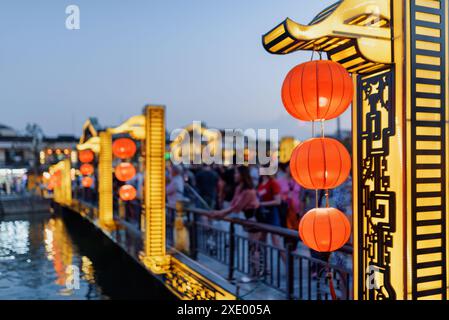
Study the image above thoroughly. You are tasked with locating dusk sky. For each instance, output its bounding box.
[0,0,349,140]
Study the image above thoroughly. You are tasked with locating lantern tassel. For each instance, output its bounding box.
[328,270,337,300]
[327,262,338,300]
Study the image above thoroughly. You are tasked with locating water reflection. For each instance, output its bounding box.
[0,220,30,259]
[0,213,107,300]
[0,212,174,300]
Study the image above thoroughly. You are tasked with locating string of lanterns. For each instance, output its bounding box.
[282,59,353,253]
[112,138,137,201]
[79,149,95,188]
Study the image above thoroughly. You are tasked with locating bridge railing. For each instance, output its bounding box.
[166,204,352,300]
[69,188,353,300]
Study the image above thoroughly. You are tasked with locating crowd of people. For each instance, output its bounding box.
[166,162,353,281]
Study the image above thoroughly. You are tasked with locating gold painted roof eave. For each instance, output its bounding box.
[262,0,393,68]
[108,115,146,140]
[77,136,101,154]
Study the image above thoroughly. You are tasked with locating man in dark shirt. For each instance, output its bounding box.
[195,165,219,209]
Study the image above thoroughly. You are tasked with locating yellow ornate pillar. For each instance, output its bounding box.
[50,159,72,206]
[98,131,114,228]
[404,0,448,300]
[140,105,171,274]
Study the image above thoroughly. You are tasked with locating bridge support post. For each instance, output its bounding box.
[98,130,114,228]
[140,105,171,274]
[50,158,72,206]
[352,0,449,300]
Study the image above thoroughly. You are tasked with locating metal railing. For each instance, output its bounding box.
[167,203,353,300]
[70,189,353,300]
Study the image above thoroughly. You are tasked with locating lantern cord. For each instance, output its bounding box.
[310,46,323,61]
[315,189,319,208]
[320,120,325,138]
[312,120,315,138]
[325,190,330,208]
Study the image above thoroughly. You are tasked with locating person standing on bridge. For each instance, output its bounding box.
[210,165,263,282]
[195,165,219,210]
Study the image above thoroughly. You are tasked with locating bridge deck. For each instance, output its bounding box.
[63,199,352,300]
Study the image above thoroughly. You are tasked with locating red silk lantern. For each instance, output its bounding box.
[282,60,353,121]
[119,185,137,201]
[112,138,136,159]
[115,162,136,182]
[80,164,94,176]
[79,150,94,163]
[290,137,351,190]
[82,176,93,188]
[50,174,61,187]
[299,208,351,252]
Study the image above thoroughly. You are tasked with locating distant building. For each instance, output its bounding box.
[0,123,78,193]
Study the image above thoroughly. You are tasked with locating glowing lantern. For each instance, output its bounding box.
[80,164,94,176]
[79,150,94,163]
[119,185,137,201]
[290,137,351,190]
[50,173,61,187]
[82,176,93,188]
[282,60,353,121]
[299,208,351,252]
[114,162,136,182]
[112,138,137,159]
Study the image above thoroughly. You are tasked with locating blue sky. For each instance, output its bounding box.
[0,0,349,139]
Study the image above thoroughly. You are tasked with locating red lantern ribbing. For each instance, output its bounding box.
[112,138,137,159]
[115,162,136,182]
[282,60,353,121]
[299,208,351,252]
[119,185,137,201]
[80,163,94,176]
[290,137,351,190]
[82,176,93,188]
[79,150,94,163]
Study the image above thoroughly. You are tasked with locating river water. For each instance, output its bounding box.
[0,211,174,300]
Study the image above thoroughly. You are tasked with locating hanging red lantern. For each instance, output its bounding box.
[119,184,137,201]
[50,173,61,187]
[112,138,136,159]
[80,163,94,176]
[299,208,351,252]
[290,137,351,190]
[82,176,93,188]
[79,150,94,163]
[114,162,136,182]
[47,181,55,191]
[282,60,353,121]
